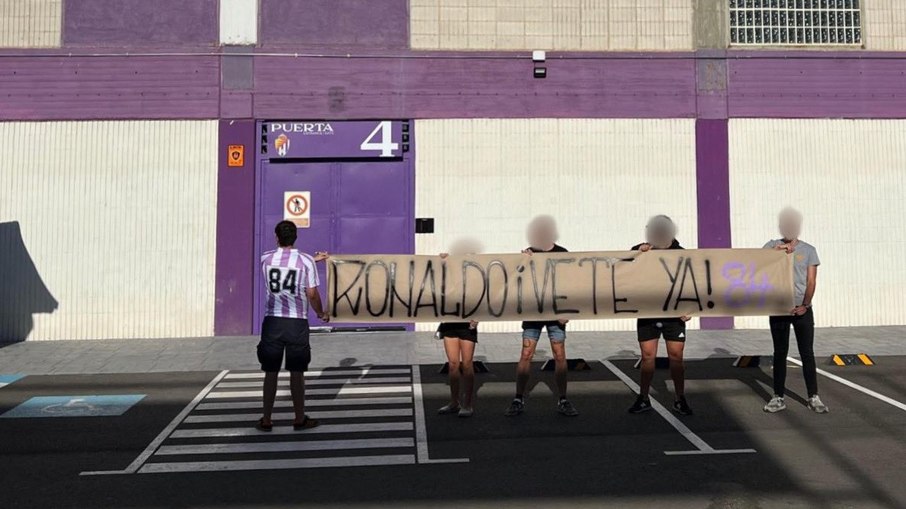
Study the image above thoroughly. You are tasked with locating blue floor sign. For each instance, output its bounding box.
[0,374,25,388]
[1,395,145,418]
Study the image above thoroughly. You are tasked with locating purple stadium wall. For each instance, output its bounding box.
[3,1,905,333]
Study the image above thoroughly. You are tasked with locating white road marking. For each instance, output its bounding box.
[602,360,756,456]
[155,438,415,456]
[205,385,412,399]
[83,366,465,474]
[170,422,414,438]
[787,356,906,413]
[183,408,413,423]
[80,370,229,476]
[224,368,412,379]
[663,449,762,456]
[215,376,411,389]
[411,364,470,464]
[139,454,416,473]
[195,396,413,411]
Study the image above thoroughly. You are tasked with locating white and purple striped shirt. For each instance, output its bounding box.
[260,248,319,319]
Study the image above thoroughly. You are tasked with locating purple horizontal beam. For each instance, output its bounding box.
[63,0,218,47]
[728,57,906,118]
[1,51,906,120]
[252,55,697,118]
[0,56,220,120]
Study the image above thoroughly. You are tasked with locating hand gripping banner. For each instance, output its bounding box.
[328,249,794,322]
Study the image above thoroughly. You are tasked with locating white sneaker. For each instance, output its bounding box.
[437,403,460,415]
[763,395,787,413]
[458,407,474,418]
[808,395,829,414]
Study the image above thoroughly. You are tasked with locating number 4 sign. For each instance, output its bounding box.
[284,191,311,228]
[360,121,399,157]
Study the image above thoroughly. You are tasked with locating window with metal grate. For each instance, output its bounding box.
[729,0,862,46]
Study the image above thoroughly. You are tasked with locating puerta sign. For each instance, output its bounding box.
[264,120,406,159]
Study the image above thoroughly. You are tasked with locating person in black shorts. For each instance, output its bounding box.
[436,239,482,418]
[504,215,579,417]
[256,221,330,432]
[628,215,693,416]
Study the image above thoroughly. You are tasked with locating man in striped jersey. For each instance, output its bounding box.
[256,220,330,432]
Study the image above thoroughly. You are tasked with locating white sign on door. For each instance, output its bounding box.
[284,191,311,228]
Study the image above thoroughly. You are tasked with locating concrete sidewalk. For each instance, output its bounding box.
[1,326,904,375]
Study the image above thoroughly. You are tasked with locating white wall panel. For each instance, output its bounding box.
[0,0,61,47]
[865,0,906,51]
[220,0,258,45]
[414,118,698,333]
[730,119,906,329]
[0,121,218,340]
[410,0,693,51]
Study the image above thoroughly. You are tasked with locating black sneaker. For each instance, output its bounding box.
[673,396,693,415]
[628,395,652,414]
[504,398,525,417]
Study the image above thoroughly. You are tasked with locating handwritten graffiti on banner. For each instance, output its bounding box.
[328,249,794,322]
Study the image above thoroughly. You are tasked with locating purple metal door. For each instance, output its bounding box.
[254,120,414,332]
[335,161,412,254]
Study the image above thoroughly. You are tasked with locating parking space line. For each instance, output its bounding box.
[787,356,906,412]
[80,370,229,476]
[602,360,756,456]
[411,364,470,464]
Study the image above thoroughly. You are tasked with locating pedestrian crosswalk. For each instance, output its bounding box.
[137,366,418,473]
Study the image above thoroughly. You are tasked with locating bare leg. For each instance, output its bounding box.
[289,371,305,421]
[515,338,538,397]
[443,338,462,407]
[638,339,659,399]
[550,340,568,398]
[665,340,686,398]
[459,339,476,408]
[262,371,279,423]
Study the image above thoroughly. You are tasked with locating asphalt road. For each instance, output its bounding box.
[1,356,905,509]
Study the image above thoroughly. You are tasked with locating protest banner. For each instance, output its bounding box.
[328,249,793,322]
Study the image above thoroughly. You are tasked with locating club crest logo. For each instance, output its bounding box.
[274,134,290,157]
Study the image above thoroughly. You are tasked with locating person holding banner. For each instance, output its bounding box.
[763,208,828,414]
[436,239,484,418]
[255,221,331,432]
[628,215,694,416]
[505,215,580,417]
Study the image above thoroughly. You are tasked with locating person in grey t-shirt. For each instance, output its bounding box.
[762,207,828,414]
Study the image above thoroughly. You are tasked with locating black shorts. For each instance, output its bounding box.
[637,318,686,342]
[437,322,478,342]
[257,316,311,372]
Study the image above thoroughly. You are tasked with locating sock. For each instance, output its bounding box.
[559,396,567,402]
[514,394,523,401]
